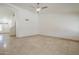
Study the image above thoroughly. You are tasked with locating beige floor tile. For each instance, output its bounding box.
[0,34,79,55]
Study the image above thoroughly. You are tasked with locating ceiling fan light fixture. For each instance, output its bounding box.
[36,7,41,12]
[34,3,48,13]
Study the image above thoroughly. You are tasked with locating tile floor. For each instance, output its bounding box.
[0,34,79,55]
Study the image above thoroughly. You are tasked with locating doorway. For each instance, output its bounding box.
[0,4,16,48]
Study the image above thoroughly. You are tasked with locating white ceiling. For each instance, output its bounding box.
[0,3,14,15]
[11,3,79,14]
[1,3,79,14]
[0,3,10,7]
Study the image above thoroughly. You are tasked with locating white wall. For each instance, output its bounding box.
[11,4,79,40]
[39,13,79,40]
[15,8,79,40]
[16,8,38,37]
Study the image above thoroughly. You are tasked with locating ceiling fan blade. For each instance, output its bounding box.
[42,6,48,9]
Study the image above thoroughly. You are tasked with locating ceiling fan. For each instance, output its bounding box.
[33,3,48,13]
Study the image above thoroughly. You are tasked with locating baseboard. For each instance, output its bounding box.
[10,35,16,37]
[16,34,40,39]
[39,34,79,42]
[15,34,79,42]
